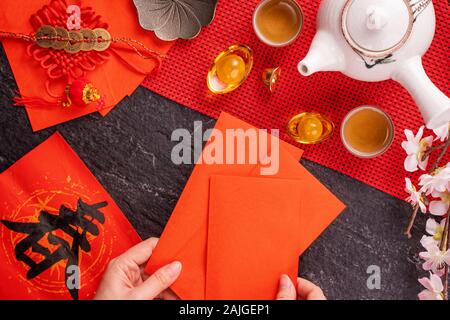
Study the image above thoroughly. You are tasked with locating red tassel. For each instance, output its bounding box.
[13,96,61,109]
[13,78,104,110]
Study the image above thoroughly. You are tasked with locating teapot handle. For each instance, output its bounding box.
[392,56,450,129]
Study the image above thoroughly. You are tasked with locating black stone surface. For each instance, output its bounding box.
[0,46,429,300]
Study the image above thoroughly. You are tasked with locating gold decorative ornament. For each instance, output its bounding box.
[52,27,69,50]
[79,28,96,51]
[262,67,281,92]
[287,112,335,144]
[35,25,56,48]
[33,25,112,53]
[82,84,101,104]
[61,79,103,108]
[92,28,111,51]
[207,44,253,94]
[65,30,83,53]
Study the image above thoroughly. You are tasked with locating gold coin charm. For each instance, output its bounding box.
[52,27,69,50]
[34,26,112,53]
[36,25,56,48]
[79,28,96,51]
[64,31,83,54]
[93,28,111,51]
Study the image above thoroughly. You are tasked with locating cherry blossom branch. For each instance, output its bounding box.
[427,136,449,299]
[404,204,419,239]
[430,138,450,172]
[443,257,448,300]
[440,212,450,300]
[421,144,446,161]
[405,138,449,238]
[403,125,450,300]
[444,266,449,301]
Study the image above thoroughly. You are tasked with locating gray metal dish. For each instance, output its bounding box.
[133,0,218,41]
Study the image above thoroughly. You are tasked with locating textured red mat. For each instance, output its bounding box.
[142,0,449,200]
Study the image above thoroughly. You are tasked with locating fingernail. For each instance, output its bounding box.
[280,275,291,289]
[167,261,182,277]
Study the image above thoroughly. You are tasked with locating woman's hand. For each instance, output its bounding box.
[276,274,326,300]
[94,237,181,300]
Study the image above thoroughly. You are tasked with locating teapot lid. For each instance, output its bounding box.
[342,0,414,57]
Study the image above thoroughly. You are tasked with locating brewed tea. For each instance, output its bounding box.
[342,107,393,157]
[254,0,303,45]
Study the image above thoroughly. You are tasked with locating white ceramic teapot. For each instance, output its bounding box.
[298,0,450,129]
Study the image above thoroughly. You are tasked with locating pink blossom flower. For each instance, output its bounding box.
[418,273,444,300]
[405,178,427,213]
[421,235,438,248]
[419,163,450,195]
[429,191,450,216]
[419,243,450,275]
[421,218,447,248]
[401,126,433,172]
[425,218,446,241]
[433,123,449,142]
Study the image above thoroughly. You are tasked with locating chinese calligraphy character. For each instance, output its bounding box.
[1,199,107,299]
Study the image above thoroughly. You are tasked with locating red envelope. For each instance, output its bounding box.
[145,112,303,299]
[0,133,141,299]
[206,175,303,300]
[0,0,173,131]
[146,113,345,300]
[249,150,346,255]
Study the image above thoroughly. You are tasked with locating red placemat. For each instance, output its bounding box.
[142,0,449,200]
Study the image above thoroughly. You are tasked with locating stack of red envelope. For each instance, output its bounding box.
[0,0,173,131]
[145,112,345,300]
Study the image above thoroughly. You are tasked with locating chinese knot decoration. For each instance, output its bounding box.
[0,0,163,111]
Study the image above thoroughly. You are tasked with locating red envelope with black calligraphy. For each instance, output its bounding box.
[0,133,141,299]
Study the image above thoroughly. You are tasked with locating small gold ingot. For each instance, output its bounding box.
[82,84,101,104]
[52,27,69,50]
[36,25,56,48]
[64,31,83,54]
[93,28,111,51]
[262,67,281,92]
[79,28,96,51]
[206,44,253,94]
[287,112,335,144]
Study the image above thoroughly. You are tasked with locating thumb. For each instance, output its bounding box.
[132,261,182,300]
[276,274,297,300]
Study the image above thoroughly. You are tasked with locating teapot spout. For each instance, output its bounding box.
[298,31,345,76]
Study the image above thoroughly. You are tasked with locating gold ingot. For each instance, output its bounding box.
[262,67,281,92]
[64,31,83,54]
[79,28,96,51]
[287,112,335,144]
[36,25,56,48]
[93,28,111,51]
[52,27,69,50]
[206,44,253,94]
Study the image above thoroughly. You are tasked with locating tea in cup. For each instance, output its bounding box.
[341,106,394,158]
[253,0,303,47]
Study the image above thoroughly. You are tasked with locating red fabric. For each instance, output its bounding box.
[142,0,449,200]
